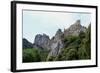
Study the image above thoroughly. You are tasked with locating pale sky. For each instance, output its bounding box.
[23,10,91,43]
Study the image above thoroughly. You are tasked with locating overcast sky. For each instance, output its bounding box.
[23,10,91,43]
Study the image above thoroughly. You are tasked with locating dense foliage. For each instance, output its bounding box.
[23,48,41,62]
[23,48,49,62]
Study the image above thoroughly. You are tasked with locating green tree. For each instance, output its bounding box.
[78,24,91,59]
[23,48,41,62]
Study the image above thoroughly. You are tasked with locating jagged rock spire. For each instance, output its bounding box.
[55,29,62,35]
[74,20,81,26]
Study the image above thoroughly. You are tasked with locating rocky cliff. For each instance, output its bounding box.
[23,20,87,58]
[48,29,64,57]
[64,20,86,37]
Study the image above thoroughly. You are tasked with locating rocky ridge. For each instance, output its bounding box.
[23,20,87,57]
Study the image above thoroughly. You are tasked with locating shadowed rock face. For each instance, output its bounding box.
[23,38,33,49]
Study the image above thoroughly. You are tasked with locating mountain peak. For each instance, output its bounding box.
[34,34,50,50]
[70,20,81,28]
[55,29,63,36]
[75,20,80,25]
[64,20,86,37]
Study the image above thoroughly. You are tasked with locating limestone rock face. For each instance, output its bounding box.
[34,34,50,50]
[48,29,64,57]
[64,20,86,37]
